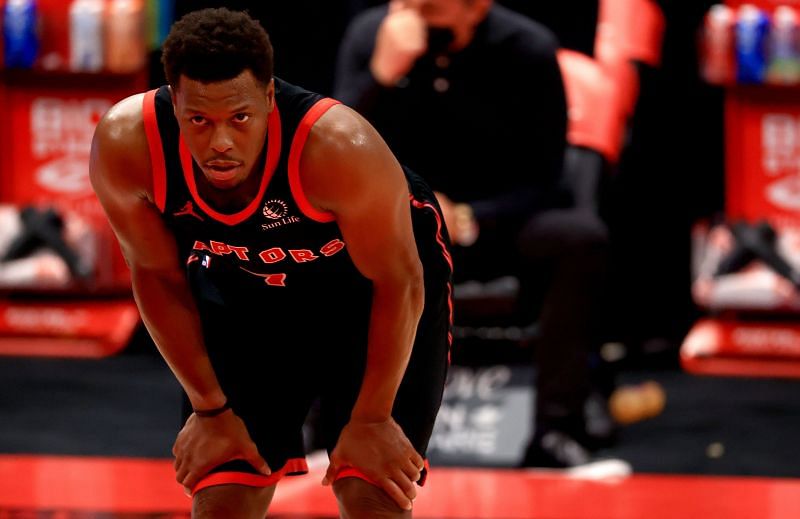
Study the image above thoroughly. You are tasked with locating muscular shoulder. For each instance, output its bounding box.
[306,103,375,159]
[95,93,148,155]
[91,93,153,198]
[300,103,402,211]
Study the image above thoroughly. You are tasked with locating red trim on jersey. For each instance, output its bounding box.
[179,105,283,226]
[191,457,308,496]
[335,458,431,487]
[334,467,378,486]
[411,197,455,357]
[288,98,340,223]
[142,89,167,213]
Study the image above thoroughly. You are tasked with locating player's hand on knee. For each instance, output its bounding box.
[322,416,424,510]
[172,409,271,492]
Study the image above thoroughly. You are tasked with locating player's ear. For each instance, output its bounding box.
[265,79,275,113]
[168,85,177,115]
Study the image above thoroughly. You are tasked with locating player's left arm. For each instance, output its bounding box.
[300,103,426,510]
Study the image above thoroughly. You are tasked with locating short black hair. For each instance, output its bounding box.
[161,8,273,88]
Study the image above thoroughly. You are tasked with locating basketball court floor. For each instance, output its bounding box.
[1,452,799,518]
[1,341,799,518]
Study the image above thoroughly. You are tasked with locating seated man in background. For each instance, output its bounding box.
[335,0,610,467]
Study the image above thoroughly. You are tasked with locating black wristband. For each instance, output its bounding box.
[193,401,231,418]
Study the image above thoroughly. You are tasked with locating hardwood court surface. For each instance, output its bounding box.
[0,455,798,518]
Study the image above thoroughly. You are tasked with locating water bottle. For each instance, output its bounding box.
[2,0,38,69]
[766,6,800,85]
[105,0,146,73]
[736,4,770,84]
[701,5,736,85]
[69,0,105,72]
[150,0,174,50]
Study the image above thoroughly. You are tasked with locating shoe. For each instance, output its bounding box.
[518,430,632,478]
[519,430,593,468]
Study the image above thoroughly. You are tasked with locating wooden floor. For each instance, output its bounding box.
[0,455,798,518]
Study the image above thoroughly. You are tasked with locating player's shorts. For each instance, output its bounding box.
[183,170,453,495]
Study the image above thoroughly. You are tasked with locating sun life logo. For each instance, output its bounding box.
[263,199,288,220]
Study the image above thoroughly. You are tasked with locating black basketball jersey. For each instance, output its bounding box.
[142,77,453,351]
[142,78,379,321]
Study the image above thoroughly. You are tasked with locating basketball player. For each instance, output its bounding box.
[90,8,452,519]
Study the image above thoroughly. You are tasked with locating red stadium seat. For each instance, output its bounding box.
[594,26,639,117]
[596,0,665,67]
[629,0,666,67]
[557,49,627,164]
[594,0,666,116]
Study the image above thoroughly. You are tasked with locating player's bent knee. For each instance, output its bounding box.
[333,477,412,519]
[192,483,276,519]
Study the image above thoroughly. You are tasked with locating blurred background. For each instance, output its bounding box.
[0,0,799,516]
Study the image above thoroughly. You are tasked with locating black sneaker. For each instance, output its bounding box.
[519,430,632,478]
[519,430,593,468]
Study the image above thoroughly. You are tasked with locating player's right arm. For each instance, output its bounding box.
[89,94,269,489]
[90,93,225,411]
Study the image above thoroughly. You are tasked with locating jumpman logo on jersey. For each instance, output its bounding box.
[174,201,204,221]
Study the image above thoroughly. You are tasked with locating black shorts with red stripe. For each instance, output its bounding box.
[183,167,453,494]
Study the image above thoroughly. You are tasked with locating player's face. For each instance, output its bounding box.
[403,0,487,29]
[172,70,274,190]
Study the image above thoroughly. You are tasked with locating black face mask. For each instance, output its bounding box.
[427,26,455,54]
